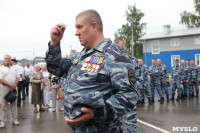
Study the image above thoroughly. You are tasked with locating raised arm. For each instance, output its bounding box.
[45,23,73,77]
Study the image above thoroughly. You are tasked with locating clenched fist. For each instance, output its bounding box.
[50,23,66,45]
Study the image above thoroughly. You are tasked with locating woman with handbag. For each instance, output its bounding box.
[30,64,45,113]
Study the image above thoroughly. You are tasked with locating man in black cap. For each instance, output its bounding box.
[11,59,25,106]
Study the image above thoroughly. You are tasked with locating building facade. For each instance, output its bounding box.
[140,25,200,72]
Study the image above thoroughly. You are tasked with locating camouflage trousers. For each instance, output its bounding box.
[136,82,142,101]
[190,79,199,95]
[150,77,163,98]
[182,81,190,96]
[172,80,183,96]
[160,79,169,96]
[140,84,151,100]
[123,106,138,133]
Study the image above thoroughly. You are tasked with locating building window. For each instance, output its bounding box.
[171,55,180,67]
[194,36,200,45]
[151,40,160,54]
[170,38,179,46]
[195,54,200,66]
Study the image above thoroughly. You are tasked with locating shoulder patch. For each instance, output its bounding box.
[128,69,136,87]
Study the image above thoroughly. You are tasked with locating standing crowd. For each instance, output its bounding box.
[0,52,75,128]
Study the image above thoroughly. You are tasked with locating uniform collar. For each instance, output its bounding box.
[94,38,112,53]
[81,38,112,57]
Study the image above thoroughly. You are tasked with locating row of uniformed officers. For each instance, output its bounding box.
[137,58,200,106]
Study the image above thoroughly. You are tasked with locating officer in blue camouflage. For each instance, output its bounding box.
[180,59,189,99]
[170,59,184,101]
[186,59,193,98]
[157,59,169,102]
[197,65,200,87]
[138,58,151,104]
[198,65,200,84]
[113,37,140,133]
[190,60,199,98]
[45,10,138,133]
[149,58,164,103]
[113,37,142,106]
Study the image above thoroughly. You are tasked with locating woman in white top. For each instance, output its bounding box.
[41,65,51,108]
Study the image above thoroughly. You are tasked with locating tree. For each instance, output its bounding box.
[115,4,146,58]
[180,0,200,28]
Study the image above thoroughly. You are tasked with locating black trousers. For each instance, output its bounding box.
[17,81,25,106]
[25,83,30,95]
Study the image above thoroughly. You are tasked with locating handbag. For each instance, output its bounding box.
[41,82,45,91]
[4,90,17,103]
[25,76,30,84]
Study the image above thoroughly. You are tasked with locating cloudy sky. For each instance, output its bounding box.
[0,0,194,60]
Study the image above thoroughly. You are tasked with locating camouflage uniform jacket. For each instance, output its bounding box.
[172,65,184,81]
[45,38,138,133]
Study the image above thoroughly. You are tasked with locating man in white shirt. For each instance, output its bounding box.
[24,62,34,96]
[0,55,20,128]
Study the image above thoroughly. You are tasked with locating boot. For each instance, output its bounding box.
[189,93,193,98]
[184,94,187,98]
[166,95,169,102]
[141,99,145,104]
[159,97,164,104]
[195,92,199,98]
[151,97,155,103]
[176,95,181,101]
[137,101,142,107]
[170,94,174,100]
[148,98,152,105]
[181,94,185,99]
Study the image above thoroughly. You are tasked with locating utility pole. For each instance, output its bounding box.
[131,23,134,56]
[70,45,72,51]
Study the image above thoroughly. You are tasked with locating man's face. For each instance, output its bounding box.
[186,60,190,65]
[157,59,161,65]
[11,61,16,65]
[75,17,93,49]
[175,61,179,66]
[138,59,143,66]
[152,59,156,65]
[181,60,185,66]
[117,41,124,48]
[191,60,195,65]
[4,55,11,65]
[26,63,30,67]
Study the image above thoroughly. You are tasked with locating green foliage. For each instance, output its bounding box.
[180,0,200,28]
[114,4,145,58]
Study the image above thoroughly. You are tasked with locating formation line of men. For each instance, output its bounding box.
[137,58,200,106]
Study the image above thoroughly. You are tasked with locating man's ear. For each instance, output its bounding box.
[92,22,98,32]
